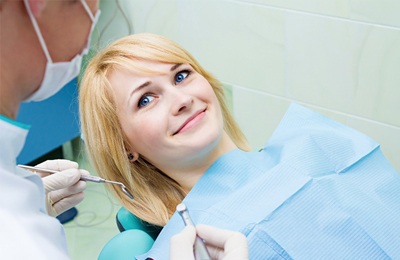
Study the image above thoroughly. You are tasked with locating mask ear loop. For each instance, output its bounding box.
[79,0,101,55]
[23,0,52,63]
[80,0,95,22]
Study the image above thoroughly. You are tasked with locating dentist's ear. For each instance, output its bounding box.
[127,152,139,162]
[28,0,47,18]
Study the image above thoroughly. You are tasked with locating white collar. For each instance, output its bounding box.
[0,116,30,173]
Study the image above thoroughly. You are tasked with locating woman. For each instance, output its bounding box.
[80,33,400,259]
[80,33,250,226]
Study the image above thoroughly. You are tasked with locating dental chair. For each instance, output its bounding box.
[98,207,162,260]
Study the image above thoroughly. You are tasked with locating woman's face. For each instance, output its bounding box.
[109,60,227,174]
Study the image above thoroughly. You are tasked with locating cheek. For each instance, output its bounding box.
[204,86,223,121]
[123,115,166,154]
[199,79,219,104]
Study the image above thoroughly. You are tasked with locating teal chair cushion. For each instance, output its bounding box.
[98,229,154,260]
[116,207,162,240]
[98,208,162,260]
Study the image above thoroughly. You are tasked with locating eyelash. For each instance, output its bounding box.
[138,94,155,108]
[137,68,192,108]
[174,69,191,84]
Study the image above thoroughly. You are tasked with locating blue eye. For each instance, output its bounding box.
[138,94,155,108]
[175,70,190,84]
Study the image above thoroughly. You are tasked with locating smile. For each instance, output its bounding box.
[174,109,206,135]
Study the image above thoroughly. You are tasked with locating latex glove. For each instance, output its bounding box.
[170,224,248,260]
[35,159,89,217]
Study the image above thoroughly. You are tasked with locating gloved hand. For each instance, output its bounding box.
[170,224,248,260]
[35,159,89,217]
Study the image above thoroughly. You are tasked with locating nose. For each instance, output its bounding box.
[169,89,193,115]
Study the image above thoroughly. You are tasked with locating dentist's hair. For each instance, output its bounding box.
[79,33,249,226]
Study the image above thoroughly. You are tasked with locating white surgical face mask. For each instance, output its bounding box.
[23,0,100,102]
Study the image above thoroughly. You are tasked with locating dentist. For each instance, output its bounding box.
[0,0,99,258]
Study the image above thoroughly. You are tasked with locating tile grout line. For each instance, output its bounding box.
[229,83,400,130]
[228,0,400,30]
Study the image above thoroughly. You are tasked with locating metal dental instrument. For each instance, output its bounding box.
[17,164,134,199]
[176,203,211,260]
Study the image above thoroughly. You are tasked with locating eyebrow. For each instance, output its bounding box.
[170,63,183,71]
[129,64,183,101]
[135,64,182,88]
[129,81,151,99]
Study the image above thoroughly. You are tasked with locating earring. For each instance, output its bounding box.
[127,152,139,162]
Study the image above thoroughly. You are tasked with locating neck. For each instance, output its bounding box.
[170,131,238,193]
[0,0,45,120]
[0,74,20,120]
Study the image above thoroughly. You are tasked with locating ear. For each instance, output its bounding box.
[127,152,139,162]
[28,0,46,18]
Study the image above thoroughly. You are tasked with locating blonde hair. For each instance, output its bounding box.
[79,33,250,226]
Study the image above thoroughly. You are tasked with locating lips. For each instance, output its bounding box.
[174,109,206,135]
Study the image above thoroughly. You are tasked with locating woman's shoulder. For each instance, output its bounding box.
[264,103,379,173]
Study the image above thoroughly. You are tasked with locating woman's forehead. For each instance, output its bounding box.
[111,60,193,77]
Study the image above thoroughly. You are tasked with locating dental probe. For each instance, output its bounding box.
[176,203,211,260]
[17,164,134,199]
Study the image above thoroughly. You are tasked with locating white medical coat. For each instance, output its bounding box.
[0,116,69,259]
